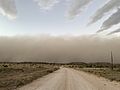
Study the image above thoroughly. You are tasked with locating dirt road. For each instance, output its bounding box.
[18,68,120,90]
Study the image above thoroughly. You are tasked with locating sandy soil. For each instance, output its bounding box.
[17,68,120,90]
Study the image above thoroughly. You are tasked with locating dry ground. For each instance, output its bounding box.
[18,68,120,90]
[0,63,58,90]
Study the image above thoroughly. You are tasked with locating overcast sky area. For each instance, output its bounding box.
[0,0,120,63]
[0,0,120,36]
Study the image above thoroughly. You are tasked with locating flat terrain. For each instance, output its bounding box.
[18,68,120,90]
[0,63,58,90]
[80,68,120,82]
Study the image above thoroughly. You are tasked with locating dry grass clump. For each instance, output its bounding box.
[0,63,59,90]
[81,68,120,82]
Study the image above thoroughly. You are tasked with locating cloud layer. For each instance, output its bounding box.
[0,0,60,19]
[0,36,120,63]
[89,0,120,25]
[0,0,120,35]
[98,9,120,32]
[0,0,17,19]
[34,0,59,10]
[66,0,93,19]
[108,28,120,35]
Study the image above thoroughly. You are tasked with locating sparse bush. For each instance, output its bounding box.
[0,63,59,90]
[80,68,120,82]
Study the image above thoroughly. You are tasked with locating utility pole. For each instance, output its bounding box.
[111,51,114,70]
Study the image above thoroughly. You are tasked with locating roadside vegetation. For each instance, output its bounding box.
[65,62,120,82]
[0,62,59,90]
[0,61,120,90]
[80,68,120,82]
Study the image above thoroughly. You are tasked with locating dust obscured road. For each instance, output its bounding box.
[18,68,120,90]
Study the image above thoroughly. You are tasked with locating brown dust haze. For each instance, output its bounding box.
[0,35,120,63]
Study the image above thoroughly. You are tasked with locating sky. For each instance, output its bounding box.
[0,0,119,36]
[0,0,120,63]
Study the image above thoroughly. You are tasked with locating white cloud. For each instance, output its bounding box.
[66,0,93,19]
[89,0,120,25]
[107,28,120,35]
[34,0,59,10]
[0,0,17,19]
[97,9,120,33]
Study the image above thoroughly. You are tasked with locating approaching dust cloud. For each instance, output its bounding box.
[0,35,120,63]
